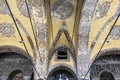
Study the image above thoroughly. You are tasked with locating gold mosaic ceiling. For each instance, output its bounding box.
[45,0,84,50]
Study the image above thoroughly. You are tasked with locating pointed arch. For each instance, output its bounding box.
[48,22,76,61]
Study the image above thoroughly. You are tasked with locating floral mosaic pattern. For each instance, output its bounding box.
[0,23,15,38]
[81,9,92,22]
[109,25,120,40]
[95,0,113,19]
[35,22,46,41]
[77,0,98,79]
[30,0,48,79]
[16,0,29,17]
[51,0,73,19]
[0,0,9,14]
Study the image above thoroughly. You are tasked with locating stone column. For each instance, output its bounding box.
[77,0,98,80]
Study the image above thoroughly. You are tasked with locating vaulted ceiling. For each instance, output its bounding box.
[0,0,120,60]
[45,0,83,50]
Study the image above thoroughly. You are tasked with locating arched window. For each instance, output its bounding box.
[47,67,77,80]
[8,70,23,80]
[100,71,115,80]
[57,46,68,60]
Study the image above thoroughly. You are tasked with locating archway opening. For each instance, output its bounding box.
[90,51,120,80]
[47,67,77,80]
[0,52,33,80]
[8,70,23,80]
[100,71,115,80]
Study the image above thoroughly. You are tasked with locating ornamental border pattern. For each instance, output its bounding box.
[90,48,120,78]
[77,0,98,79]
[29,0,48,79]
[0,23,15,38]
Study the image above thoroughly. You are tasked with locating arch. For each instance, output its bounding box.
[48,63,75,74]
[47,45,77,76]
[90,48,120,79]
[91,48,120,62]
[47,66,77,80]
[0,51,33,80]
[8,69,23,80]
[98,48,120,57]
[48,22,76,60]
[100,71,115,80]
[0,45,32,60]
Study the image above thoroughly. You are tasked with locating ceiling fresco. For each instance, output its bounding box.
[0,0,120,80]
[45,0,83,50]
